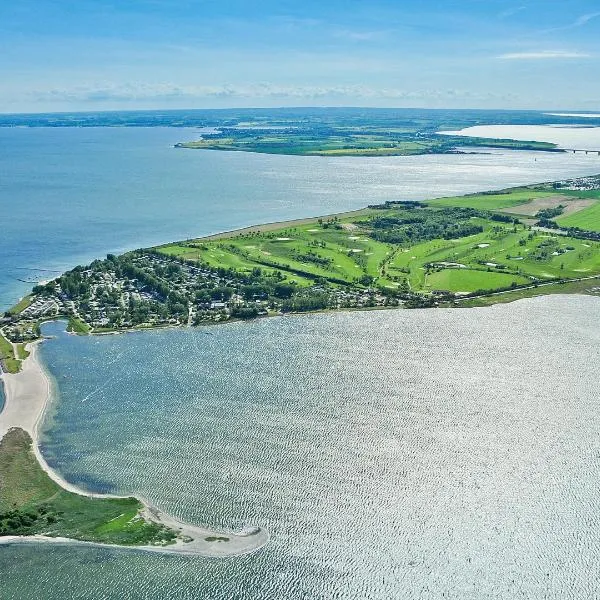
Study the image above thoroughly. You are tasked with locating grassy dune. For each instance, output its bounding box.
[0,428,177,546]
[0,335,20,374]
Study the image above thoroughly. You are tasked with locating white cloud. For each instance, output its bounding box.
[332,29,386,42]
[574,12,600,27]
[498,6,527,19]
[497,50,591,60]
[539,11,600,34]
[28,82,516,104]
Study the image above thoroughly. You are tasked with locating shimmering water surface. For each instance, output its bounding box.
[2,126,600,309]
[2,296,599,599]
[3,126,600,598]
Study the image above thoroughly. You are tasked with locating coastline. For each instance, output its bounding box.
[0,343,269,557]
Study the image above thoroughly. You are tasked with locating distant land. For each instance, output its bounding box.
[2,107,600,129]
[2,107,591,157]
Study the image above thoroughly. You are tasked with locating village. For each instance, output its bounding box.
[2,251,396,342]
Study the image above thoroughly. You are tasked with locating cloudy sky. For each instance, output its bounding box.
[1,0,599,113]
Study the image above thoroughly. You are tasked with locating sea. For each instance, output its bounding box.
[1,122,600,599]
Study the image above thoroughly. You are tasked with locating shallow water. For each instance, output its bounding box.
[445,124,600,150]
[2,296,599,599]
[2,126,600,309]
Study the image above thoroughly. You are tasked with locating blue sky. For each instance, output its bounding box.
[1,0,599,112]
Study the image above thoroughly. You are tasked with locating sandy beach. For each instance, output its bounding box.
[0,341,269,557]
[0,343,50,441]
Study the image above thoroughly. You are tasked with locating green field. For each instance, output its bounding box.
[428,189,556,210]
[67,315,91,335]
[0,334,20,374]
[556,201,600,232]
[0,428,178,546]
[450,277,600,307]
[388,228,600,291]
[6,295,32,316]
[426,269,529,293]
[158,194,600,297]
[15,343,29,361]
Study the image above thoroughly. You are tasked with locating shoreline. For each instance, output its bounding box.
[0,344,269,557]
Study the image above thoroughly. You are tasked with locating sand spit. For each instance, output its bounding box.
[0,341,269,557]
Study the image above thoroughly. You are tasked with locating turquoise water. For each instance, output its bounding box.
[2,296,600,599]
[2,126,600,310]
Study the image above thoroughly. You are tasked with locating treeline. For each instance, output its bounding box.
[0,505,58,535]
[535,221,600,242]
[368,207,485,245]
[536,205,565,220]
[367,200,425,210]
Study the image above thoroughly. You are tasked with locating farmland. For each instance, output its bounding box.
[176,132,557,157]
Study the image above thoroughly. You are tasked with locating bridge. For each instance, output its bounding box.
[565,148,600,155]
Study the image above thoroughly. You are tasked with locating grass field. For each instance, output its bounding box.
[0,334,20,374]
[6,295,32,316]
[556,200,600,232]
[15,343,29,361]
[158,197,600,296]
[163,220,394,287]
[389,227,600,290]
[426,269,529,293]
[0,428,177,546]
[67,315,91,335]
[427,189,556,210]
[450,276,600,307]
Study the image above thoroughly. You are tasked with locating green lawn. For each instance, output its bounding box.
[426,268,529,293]
[0,428,178,546]
[427,190,555,210]
[172,224,394,286]
[556,201,600,232]
[67,316,91,335]
[387,224,600,292]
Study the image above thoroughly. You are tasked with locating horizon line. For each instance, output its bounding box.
[1,105,599,118]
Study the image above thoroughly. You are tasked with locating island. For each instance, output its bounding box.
[175,116,559,157]
[2,174,600,552]
[171,108,565,157]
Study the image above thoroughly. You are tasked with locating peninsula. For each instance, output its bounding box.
[3,174,600,349]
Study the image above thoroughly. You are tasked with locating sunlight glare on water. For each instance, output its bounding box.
[1,295,599,599]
